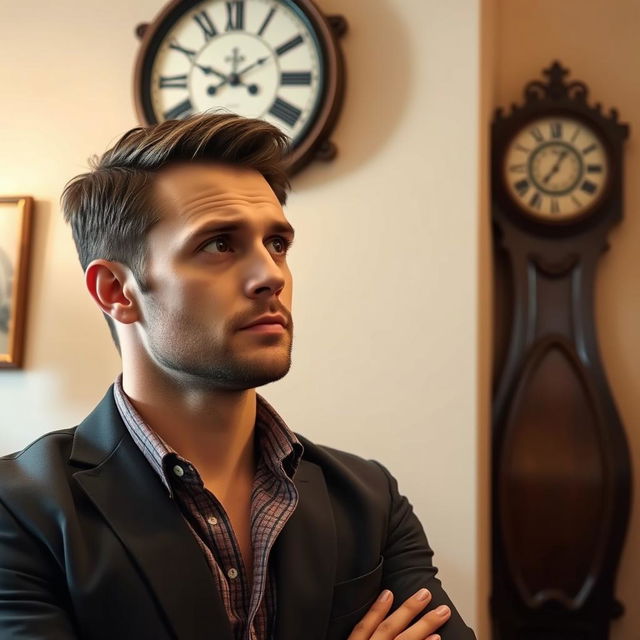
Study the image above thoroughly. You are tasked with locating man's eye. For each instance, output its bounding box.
[267,237,290,254]
[203,237,232,253]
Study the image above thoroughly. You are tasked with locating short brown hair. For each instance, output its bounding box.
[61,113,291,348]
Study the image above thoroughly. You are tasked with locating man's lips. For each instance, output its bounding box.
[239,314,288,331]
[241,323,286,334]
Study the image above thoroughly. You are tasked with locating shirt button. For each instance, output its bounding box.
[207,516,218,526]
[227,568,238,579]
[172,465,184,477]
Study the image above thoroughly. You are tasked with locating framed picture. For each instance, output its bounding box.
[0,196,34,369]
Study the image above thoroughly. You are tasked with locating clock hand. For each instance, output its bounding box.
[236,55,271,78]
[542,150,569,184]
[194,63,229,81]
[199,52,271,93]
[207,73,260,95]
[202,51,268,95]
[555,149,569,167]
[541,165,559,185]
[226,74,261,95]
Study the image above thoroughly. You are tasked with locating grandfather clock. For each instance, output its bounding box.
[491,62,632,639]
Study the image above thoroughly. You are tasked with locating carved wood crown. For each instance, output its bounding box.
[494,61,628,138]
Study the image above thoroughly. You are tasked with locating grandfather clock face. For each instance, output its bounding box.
[503,116,610,221]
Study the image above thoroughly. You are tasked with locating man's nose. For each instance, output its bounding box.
[243,244,286,299]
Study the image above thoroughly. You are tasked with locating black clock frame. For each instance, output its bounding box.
[133,0,346,174]
[491,62,632,640]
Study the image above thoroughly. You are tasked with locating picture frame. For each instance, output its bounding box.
[0,196,34,369]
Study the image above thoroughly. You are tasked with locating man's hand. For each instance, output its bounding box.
[348,589,451,640]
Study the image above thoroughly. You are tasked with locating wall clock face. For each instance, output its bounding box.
[503,116,610,221]
[135,0,328,150]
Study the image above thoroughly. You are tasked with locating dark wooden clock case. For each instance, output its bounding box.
[491,62,632,639]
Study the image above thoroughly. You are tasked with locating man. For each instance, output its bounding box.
[0,114,476,639]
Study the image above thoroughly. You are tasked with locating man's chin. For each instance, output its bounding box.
[201,352,292,391]
[239,357,292,388]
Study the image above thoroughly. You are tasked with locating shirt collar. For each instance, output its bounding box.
[255,393,304,479]
[113,374,175,494]
[113,374,304,493]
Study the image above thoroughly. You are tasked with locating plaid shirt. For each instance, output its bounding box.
[113,376,302,640]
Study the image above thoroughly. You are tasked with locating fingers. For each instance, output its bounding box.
[395,603,451,640]
[370,588,434,639]
[348,588,452,640]
[347,589,394,640]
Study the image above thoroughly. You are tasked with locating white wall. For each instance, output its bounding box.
[0,0,484,633]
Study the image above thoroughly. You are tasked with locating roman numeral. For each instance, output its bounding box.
[514,179,529,196]
[586,164,603,173]
[164,99,193,120]
[281,71,312,85]
[194,10,217,41]
[276,34,303,56]
[258,7,276,36]
[550,198,560,214]
[572,195,582,209]
[508,164,526,173]
[269,97,301,127]
[550,122,562,138]
[529,191,542,209]
[530,127,544,143]
[571,126,581,142]
[226,1,245,31]
[581,180,597,194]
[582,143,597,155]
[159,74,188,89]
[515,143,531,153]
[169,41,197,60]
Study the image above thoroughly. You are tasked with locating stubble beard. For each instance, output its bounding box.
[143,300,294,391]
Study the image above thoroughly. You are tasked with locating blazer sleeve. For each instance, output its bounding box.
[373,461,477,640]
[0,498,79,639]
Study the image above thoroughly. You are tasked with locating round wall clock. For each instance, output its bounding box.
[503,115,610,222]
[134,0,347,173]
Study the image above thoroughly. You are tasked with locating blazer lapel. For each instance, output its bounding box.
[69,387,233,640]
[272,459,337,640]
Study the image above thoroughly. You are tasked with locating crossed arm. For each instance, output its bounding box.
[0,459,476,640]
[364,462,477,640]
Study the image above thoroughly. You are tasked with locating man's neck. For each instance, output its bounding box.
[121,369,258,495]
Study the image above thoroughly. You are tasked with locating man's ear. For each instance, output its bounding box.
[85,260,141,325]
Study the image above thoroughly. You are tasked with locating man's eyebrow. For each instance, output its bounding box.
[268,221,296,236]
[189,219,296,239]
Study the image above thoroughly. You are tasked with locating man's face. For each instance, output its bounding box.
[134,162,294,391]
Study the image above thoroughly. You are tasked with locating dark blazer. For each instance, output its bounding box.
[0,388,476,639]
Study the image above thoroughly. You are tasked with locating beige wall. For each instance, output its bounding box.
[495,1,640,639]
[477,0,496,637]
[0,0,484,633]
